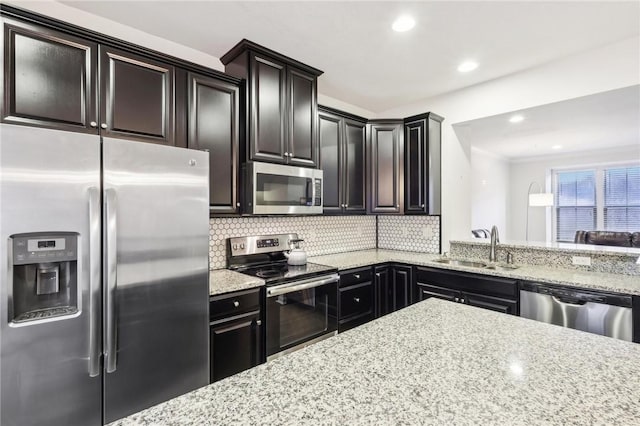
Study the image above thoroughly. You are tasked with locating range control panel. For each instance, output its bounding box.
[228,233,298,257]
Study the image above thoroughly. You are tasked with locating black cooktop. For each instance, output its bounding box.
[236,261,337,286]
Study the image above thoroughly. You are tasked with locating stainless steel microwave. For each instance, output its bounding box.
[244,162,323,215]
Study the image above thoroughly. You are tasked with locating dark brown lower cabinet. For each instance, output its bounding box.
[338,267,375,332]
[375,264,412,317]
[209,288,263,383]
[414,267,518,315]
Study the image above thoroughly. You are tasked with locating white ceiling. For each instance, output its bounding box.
[59,1,640,113]
[453,85,640,160]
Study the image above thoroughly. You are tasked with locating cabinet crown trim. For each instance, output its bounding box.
[220,39,323,76]
[404,112,445,123]
[318,105,368,123]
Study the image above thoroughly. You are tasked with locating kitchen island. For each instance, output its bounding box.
[111,298,640,425]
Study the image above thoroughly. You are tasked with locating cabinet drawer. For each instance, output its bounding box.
[416,267,518,299]
[210,288,261,322]
[416,283,458,303]
[340,267,373,287]
[340,282,375,320]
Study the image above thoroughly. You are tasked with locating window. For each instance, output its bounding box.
[553,165,640,242]
[604,166,640,231]
[555,170,596,242]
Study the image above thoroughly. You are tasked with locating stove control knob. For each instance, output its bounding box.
[233,244,238,250]
[240,243,245,249]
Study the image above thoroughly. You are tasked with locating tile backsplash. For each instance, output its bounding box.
[377,215,441,253]
[209,216,376,269]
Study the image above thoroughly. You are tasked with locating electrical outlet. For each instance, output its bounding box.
[422,227,433,239]
[572,256,591,266]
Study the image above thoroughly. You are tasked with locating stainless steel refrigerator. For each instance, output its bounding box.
[0,123,210,425]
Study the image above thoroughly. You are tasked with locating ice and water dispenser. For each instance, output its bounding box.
[10,232,78,322]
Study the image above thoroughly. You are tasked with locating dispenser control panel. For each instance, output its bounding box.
[12,234,77,265]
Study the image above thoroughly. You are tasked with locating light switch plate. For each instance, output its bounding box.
[572,256,592,266]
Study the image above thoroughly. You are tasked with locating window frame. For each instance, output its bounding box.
[551,161,639,242]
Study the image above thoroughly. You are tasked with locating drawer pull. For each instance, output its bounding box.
[353,297,360,303]
[233,301,240,308]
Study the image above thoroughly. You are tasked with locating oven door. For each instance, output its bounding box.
[246,162,323,215]
[265,274,338,360]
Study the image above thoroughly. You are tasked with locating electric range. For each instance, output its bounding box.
[226,234,338,361]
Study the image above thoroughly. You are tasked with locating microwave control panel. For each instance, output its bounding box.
[314,178,322,206]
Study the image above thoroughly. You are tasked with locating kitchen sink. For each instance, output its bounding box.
[434,258,520,271]
[434,259,487,268]
[484,264,520,271]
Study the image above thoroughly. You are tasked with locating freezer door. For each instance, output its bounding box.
[0,124,102,426]
[102,137,210,423]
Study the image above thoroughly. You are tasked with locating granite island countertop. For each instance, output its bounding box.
[110,298,640,425]
[308,249,640,295]
[208,269,264,296]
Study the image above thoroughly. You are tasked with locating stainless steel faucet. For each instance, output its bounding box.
[489,225,499,262]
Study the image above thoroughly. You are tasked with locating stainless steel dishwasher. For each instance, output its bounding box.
[520,282,633,342]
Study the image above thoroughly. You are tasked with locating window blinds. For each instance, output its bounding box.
[604,166,640,232]
[555,170,596,242]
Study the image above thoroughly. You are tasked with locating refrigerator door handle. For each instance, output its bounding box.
[104,188,118,373]
[88,186,101,377]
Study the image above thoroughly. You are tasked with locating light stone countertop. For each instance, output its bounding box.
[308,249,640,295]
[110,298,640,425]
[209,269,264,296]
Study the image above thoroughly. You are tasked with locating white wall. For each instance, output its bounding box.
[470,147,509,239]
[376,36,640,251]
[507,145,640,242]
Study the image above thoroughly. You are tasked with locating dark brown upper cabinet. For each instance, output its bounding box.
[318,106,367,214]
[2,15,176,146]
[1,17,98,133]
[367,120,404,214]
[185,72,240,215]
[221,39,323,168]
[404,113,444,215]
[100,46,174,145]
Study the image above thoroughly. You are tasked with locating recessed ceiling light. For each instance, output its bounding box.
[392,15,415,32]
[509,115,524,123]
[457,61,478,73]
[552,145,563,150]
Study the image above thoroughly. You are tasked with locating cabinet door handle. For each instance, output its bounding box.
[454,297,459,302]
[284,152,289,157]
[354,274,360,279]
[101,123,108,129]
[396,204,399,209]
[344,203,348,208]
[256,320,262,326]
[354,297,360,303]
[236,202,241,207]
[460,299,465,304]
[90,121,97,128]
[420,204,425,208]
[233,301,240,308]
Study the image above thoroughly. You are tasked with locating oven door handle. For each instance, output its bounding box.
[266,274,339,297]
